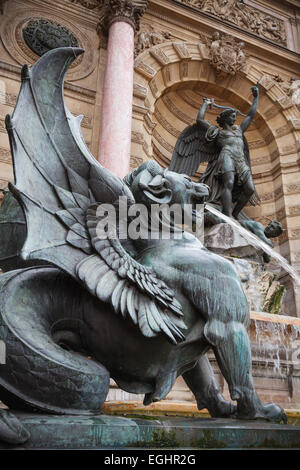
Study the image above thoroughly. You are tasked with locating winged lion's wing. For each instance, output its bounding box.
[5,47,186,343]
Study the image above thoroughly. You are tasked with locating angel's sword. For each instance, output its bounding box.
[207,98,247,117]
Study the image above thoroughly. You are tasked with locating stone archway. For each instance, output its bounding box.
[131,39,300,316]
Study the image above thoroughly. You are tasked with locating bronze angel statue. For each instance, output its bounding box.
[169,86,260,218]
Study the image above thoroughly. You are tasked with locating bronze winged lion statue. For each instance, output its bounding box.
[0,48,286,444]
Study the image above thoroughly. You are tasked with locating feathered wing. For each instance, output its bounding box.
[6,47,186,343]
[169,122,219,176]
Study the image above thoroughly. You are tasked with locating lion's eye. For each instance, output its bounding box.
[184,176,192,182]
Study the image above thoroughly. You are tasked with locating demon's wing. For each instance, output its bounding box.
[5,47,186,343]
[169,122,219,176]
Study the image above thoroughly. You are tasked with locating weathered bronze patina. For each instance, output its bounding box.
[169,88,260,219]
[0,48,286,444]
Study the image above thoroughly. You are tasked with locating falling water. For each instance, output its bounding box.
[205,204,300,286]
[203,205,300,402]
[252,319,300,379]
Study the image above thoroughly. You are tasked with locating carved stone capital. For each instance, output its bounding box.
[99,0,148,34]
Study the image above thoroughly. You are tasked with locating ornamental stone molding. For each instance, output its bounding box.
[98,0,148,35]
[175,0,287,46]
[0,8,97,81]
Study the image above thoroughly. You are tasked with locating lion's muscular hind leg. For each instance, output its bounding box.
[183,355,236,418]
[204,317,287,423]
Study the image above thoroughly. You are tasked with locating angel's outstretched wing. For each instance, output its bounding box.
[5,47,186,343]
[169,122,219,176]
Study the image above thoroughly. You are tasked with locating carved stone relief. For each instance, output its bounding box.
[134,26,173,58]
[23,19,79,57]
[279,78,300,106]
[0,9,97,81]
[208,31,246,78]
[176,0,287,46]
[260,73,300,108]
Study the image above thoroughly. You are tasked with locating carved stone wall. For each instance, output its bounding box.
[173,0,288,46]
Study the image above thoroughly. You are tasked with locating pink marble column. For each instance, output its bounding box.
[98,21,134,178]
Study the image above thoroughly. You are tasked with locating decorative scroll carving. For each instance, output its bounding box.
[208,31,246,78]
[23,19,78,56]
[134,26,173,57]
[177,0,287,46]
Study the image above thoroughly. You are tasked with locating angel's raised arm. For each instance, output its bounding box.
[240,85,259,133]
[196,99,211,130]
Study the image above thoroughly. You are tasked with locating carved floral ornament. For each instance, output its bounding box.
[177,0,287,46]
